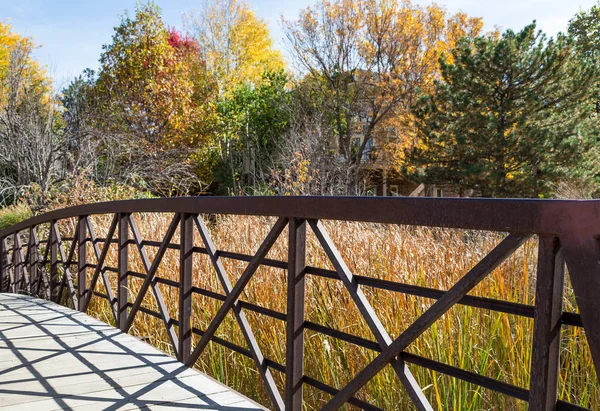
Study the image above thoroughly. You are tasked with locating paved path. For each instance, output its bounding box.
[0,293,266,410]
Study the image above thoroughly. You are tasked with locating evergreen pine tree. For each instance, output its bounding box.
[406,24,599,197]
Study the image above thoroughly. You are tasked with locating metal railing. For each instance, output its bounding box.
[0,196,598,410]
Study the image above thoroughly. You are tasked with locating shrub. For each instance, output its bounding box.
[0,203,33,230]
[40,173,155,213]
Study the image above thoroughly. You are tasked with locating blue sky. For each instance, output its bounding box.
[1,0,598,87]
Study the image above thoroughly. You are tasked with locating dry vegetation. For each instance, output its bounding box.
[49,213,598,410]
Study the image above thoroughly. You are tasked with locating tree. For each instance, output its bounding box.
[0,23,74,205]
[67,2,213,195]
[0,22,65,205]
[184,0,285,94]
[184,0,288,193]
[568,3,600,57]
[207,70,291,194]
[406,24,600,197]
[568,4,600,113]
[282,0,483,191]
[96,2,205,147]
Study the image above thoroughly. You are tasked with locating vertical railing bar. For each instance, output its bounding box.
[78,216,87,312]
[529,235,564,411]
[179,212,193,363]
[14,232,30,295]
[33,226,51,299]
[50,220,58,303]
[118,213,129,331]
[0,236,5,293]
[13,232,21,292]
[286,218,306,411]
[22,229,31,292]
[7,236,15,294]
[28,227,37,294]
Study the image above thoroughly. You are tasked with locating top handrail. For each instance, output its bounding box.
[0,196,599,238]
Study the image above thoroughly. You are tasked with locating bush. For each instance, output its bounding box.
[40,173,155,213]
[0,203,33,230]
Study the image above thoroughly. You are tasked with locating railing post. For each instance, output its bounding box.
[529,236,564,411]
[13,232,21,292]
[179,213,193,363]
[50,221,59,302]
[118,213,129,330]
[286,218,307,410]
[29,227,37,294]
[78,217,87,312]
[0,237,5,293]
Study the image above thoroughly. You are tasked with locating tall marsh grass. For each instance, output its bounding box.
[54,213,596,410]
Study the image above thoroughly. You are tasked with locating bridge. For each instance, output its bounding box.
[0,196,598,410]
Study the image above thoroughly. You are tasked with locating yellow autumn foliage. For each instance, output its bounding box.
[184,0,285,95]
[0,21,51,107]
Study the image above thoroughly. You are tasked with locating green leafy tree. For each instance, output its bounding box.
[406,24,600,197]
[206,70,291,194]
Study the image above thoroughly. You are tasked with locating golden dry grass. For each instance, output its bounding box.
[51,213,598,410]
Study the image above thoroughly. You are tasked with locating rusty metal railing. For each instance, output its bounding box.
[0,196,598,410]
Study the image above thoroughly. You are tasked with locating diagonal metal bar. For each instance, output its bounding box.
[194,215,285,411]
[2,237,15,293]
[125,213,181,355]
[56,225,78,306]
[27,227,38,293]
[57,224,80,301]
[309,219,433,411]
[322,233,529,410]
[56,266,69,305]
[53,222,78,308]
[83,215,118,322]
[66,224,79,265]
[185,217,289,368]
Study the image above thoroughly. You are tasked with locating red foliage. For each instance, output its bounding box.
[167,27,200,54]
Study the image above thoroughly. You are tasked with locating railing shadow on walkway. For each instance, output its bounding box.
[0,196,598,410]
[0,294,264,410]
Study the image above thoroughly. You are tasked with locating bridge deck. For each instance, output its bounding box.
[0,294,265,410]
